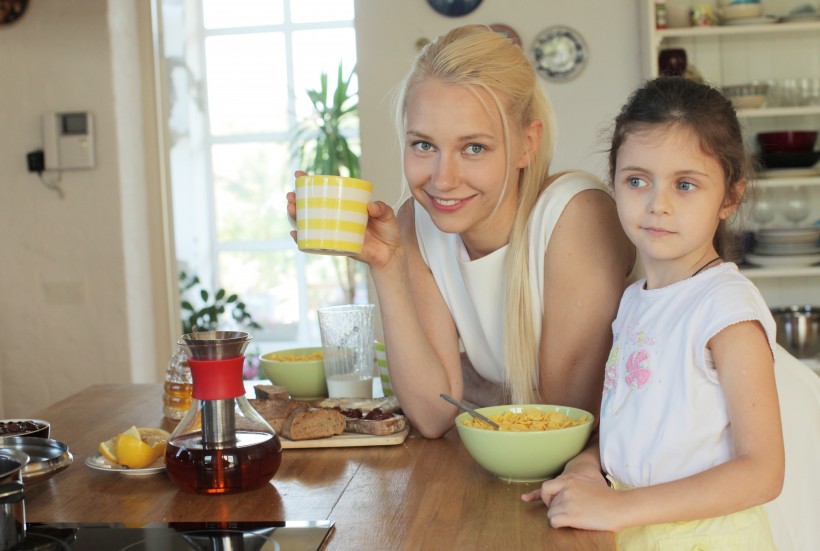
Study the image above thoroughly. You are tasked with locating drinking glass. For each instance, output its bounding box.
[782,187,809,226]
[752,189,777,228]
[317,304,376,398]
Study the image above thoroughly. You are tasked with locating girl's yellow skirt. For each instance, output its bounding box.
[608,476,777,551]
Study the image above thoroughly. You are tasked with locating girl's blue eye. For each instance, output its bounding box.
[465,144,484,155]
[627,176,647,188]
[678,181,695,191]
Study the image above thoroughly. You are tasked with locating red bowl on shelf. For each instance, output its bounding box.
[756,131,818,154]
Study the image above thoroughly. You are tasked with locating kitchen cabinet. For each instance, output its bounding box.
[639,0,820,308]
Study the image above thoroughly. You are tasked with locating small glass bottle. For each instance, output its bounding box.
[163,345,193,421]
[655,0,668,29]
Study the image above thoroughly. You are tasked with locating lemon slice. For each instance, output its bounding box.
[99,436,119,463]
[116,433,158,469]
[98,426,171,467]
[122,425,142,440]
[138,427,171,456]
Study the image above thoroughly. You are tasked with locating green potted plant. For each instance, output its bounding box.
[178,270,264,380]
[293,63,363,304]
[179,270,262,335]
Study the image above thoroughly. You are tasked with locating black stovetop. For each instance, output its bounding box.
[12,520,334,550]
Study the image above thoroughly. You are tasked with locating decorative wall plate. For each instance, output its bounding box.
[426,0,483,17]
[530,26,588,82]
[0,0,28,25]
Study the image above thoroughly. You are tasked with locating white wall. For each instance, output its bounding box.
[354,0,643,207]
[0,0,174,417]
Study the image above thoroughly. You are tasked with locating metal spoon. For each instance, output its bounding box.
[440,394,500,429]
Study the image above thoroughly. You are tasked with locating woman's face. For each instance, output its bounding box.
[403,79,532,258]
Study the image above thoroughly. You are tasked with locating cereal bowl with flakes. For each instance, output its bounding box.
[455,404,594,482]
[259,347,327,400]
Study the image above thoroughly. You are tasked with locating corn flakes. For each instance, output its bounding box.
[462,408,588,431]
[269,351,323,362]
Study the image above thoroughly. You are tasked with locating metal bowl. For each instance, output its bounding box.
[771,306,820,359]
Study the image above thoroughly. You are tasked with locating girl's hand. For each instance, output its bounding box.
[522,471,622,532]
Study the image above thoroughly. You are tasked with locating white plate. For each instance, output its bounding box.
[724,15,779,25]
[754,243,820,255]
[745,252,820,267]
[85,453,165,476]
[781,13,820,23]
[756,227,820,245]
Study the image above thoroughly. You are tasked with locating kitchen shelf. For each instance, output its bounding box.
[738,106,820,119]
[756,175,820,188]
[654,20,820,44]
[641,0,820,301]
[741,265,820,279]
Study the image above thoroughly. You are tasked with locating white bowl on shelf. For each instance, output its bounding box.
[718,3,764,21]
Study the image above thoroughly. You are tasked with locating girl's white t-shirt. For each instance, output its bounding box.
[600,263,777,487]
[414,172,609,383]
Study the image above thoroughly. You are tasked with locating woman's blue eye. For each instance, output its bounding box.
[465,144,484,155]
[413,141,433,152]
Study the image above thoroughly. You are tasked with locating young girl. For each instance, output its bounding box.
[288,25,634,438]
[523,77,785,549]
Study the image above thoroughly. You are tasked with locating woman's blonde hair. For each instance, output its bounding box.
[394,25,557,404]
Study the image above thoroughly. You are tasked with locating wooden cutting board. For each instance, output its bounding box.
[279,427,410,449]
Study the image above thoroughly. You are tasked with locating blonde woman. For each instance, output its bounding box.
[289,25,634,437]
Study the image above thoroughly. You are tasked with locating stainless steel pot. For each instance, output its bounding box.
[0,454,27,549]
[771,305,820,359]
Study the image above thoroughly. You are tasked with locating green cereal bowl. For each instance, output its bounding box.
[455,404,594,482]
[259,347,328,400]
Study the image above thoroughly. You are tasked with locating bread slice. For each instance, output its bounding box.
[281,407,346,441]
[316,396,401,413]
[253,384,290,401]
[344,415,408,436]
[249,398,311,433]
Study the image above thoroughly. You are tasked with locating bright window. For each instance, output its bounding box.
[159,0,365,351]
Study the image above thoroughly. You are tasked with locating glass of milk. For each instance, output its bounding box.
[317,304,376,398]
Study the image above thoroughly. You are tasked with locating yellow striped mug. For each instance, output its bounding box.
[295,175,373,255]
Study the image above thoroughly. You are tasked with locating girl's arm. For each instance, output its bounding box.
[539,189,634,417]
[524,320,784,532]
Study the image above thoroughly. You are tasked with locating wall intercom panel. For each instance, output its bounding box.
[42,111,96,170]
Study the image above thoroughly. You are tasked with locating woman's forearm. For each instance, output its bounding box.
[369,250,464,438]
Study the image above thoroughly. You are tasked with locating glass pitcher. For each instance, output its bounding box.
[164,331,282,494]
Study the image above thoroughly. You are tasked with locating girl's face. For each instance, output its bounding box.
[403,79,536,258]
[613,124,739,287]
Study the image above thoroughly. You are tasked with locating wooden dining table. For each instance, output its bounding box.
[24,383,614,550]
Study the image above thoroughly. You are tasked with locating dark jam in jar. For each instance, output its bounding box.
[0,420,46,436]
[165,430,282,494]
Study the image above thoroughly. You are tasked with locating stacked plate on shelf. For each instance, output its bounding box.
[746,227,820,268]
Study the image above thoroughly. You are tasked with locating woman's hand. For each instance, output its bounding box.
[286,171,404,270]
